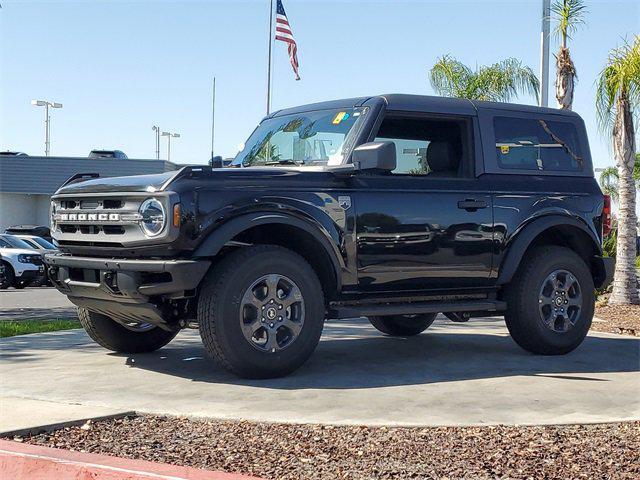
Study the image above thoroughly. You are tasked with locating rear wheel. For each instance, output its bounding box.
[368,313,437,336]
[78,308,178,353]
[504,246,594,355]
[198,245,325,379]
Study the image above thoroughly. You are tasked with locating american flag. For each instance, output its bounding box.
[275,0,300,80]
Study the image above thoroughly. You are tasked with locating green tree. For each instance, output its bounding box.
[551,0,588,110]
[598,153,640,202]
[596,36,640,304]
[429,55,539,102]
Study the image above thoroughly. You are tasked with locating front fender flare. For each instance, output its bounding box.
[193,212,344,288]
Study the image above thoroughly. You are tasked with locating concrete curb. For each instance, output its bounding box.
[0,411,136,438]
[0,439,262,480]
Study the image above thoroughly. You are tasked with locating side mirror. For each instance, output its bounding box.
[351,141,396,172]
[209,155,224,168]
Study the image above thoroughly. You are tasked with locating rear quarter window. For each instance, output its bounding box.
[494,116,584,172]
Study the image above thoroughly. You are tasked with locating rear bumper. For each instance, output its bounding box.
[595,256,615,289]
[44,253,210,326]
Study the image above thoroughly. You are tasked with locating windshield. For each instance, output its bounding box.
[0,235,34,249]
[32,237,56,249]
[234,107,368,167]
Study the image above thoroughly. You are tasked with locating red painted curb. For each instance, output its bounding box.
[0,439,263,480]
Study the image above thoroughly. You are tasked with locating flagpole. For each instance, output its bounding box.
[210,77,216,160]
[266,0,274,115]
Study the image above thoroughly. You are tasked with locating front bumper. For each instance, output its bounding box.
[44,253,210,326]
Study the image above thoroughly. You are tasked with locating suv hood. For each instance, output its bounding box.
[0,247,41,257]
[54,165,337,195]
[55,171,179,195]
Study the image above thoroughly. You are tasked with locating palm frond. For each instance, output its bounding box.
[429,55,471,98]
[595,35,640,135]
[429,56,539,103]
[599,166,620,202]
[551,0,587,45]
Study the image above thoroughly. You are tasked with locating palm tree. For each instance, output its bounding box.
[551,0,588,110]
[596,36,640,305]
[429,56,539,102]
[598,154,640,202]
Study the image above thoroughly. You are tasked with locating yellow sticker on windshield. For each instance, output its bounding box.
[500,145,510,154]
[332,111,348,124]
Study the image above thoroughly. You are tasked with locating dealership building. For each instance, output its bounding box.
[0,155,177,233]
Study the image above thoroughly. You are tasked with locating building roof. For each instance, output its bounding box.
[0,156,178,195]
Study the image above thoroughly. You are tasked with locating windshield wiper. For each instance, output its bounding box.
[263,159,303,166]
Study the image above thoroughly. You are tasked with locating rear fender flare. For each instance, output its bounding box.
[496,214,602,285]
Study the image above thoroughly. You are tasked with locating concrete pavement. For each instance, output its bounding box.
[1,317,638,428]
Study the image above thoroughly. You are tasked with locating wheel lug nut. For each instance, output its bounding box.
[261,306,265,310]
[261,317,265,322]
[270,299,274,304]
[278,316,282,321]
[278,305,283,309]
[269,322,274,328]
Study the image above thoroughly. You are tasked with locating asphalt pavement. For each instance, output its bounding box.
[0,287,77,321]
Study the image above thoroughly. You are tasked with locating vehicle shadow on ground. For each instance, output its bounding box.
[113,318,640,390]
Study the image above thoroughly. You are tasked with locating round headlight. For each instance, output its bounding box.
[139,198,166,237]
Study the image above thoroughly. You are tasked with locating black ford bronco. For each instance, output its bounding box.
[45,94,614,378]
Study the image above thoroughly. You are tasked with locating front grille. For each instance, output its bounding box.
[52,194,147,246]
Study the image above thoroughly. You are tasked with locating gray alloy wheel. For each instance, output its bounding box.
[538,269,583,333]
[239,273,305,353]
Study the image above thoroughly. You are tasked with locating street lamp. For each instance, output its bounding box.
[31,99,63,156]
[152,126,161,159]
[161,131,180,162]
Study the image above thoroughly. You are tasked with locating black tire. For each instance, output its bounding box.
[198,245,325,379]
[78,308,178,353]
[368,313,437,336]
[13,279,30,289]
[0,262,15,289]
[504,246,594,355]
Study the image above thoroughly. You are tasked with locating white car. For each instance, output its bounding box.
[0,234,45,289]
[14,235,57,253]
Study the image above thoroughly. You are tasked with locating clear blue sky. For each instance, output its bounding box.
[1,0,638,168]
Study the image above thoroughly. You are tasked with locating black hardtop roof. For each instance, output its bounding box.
[270,94,581,119]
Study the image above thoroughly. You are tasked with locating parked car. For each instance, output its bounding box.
[45,94,613,378]
[0,151,28,156]
[0,234,45,289]
[5,225,52,243]
[88,150,128,159]
[14,235,57,253]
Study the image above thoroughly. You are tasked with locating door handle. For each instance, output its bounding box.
[458,199,488,211]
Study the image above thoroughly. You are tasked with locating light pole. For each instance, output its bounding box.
[31,99,63,156]
[161,131,180,162]
[539,0,551,107]
[152,126,161,159]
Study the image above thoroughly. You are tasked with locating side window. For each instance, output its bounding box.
[374,115,471,177]
[494,116,583,172]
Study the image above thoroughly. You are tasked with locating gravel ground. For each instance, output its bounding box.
[17,416,640,479]
[593,304,640,336]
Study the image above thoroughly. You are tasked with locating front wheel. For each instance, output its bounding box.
[504,246,594,355]
[198,245,325,379]
[78,308,178,353]
[368,313,437,336]
[0,262,14,289]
